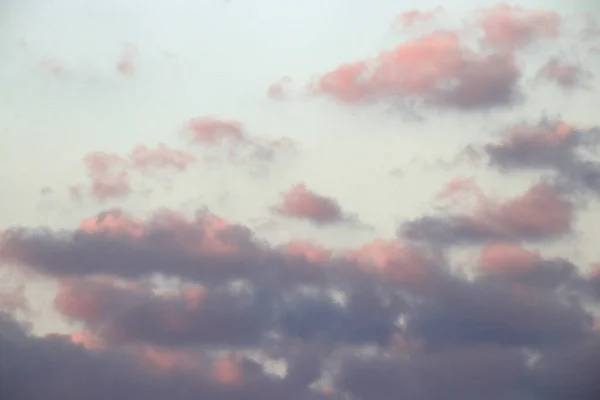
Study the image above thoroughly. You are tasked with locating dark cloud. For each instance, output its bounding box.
[337,344,530,400]
[536,57,593,89]
[400,181,573,247]
[407,276,592,349]
[483,120,600,194]
[54,278,272,347]
[337,336,600,400]
[0,313,332,400]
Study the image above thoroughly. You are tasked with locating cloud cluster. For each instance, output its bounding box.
[1,3,600,400]
[76,144,196,201]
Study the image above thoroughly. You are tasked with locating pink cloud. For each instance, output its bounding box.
[316,31,520,109]
[69,330,105,350]
[475,4,561,50]
[79,208,145,238]
[478,242,541,274]
[137,346,197,373]
[83,152,131,200]
[345,239,434,289]
[404,180,573,245]
[472,182,573,238]
[396,6,444,28]
[128,144,196,171]
[186,117,246,144]
[117,44,137,77]
[537,58,591,88]
[79,209,247,256]
[268,76,292,100]
[283,241,333,263]
[212,354,243,385]
[184,116,295,166]
[79,144,195,201]
[273,184,345,225]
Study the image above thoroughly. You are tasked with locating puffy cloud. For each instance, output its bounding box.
[83,151,131,200]
[54,278,271,347]
[184,117,295,164]
[129,144,196,171]
[407,274,591,348]
[401,180,573,246]
[267,77,292,100]
[537,58,593,89]
[0,209,266,284]
[187,117,246,144]
[395,7,444,28]
[272,184,348,225]
[474,3,561,50]
[316,31,520,109]
[477,242,577,290]
[79,144,195,201]
[483,120,600,193]
[0,312,330,400]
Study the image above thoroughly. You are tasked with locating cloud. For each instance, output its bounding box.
[83,152,132,200]
[129,144,196,171]
[401,180,573,246]
[54,278,270,347]
[272,184,349,225]
[477,242,577,290]
[536,57,593,89]
[315,31,520,109]
[77,144,196,201]
[116,44,137,77]
[0,209,265,283]
[482,120,600,194]
[0,284,28,313]
[0,312,329,400]
[474,3,561,51]
[184,117,296,165]
[187,117,246,145]
[338,338,600,400]
[395,7,444,29]
[267,77,292,100]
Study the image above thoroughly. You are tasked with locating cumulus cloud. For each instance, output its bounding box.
[316,31,520,109]
[395,7,444,29]
[474,3,561,50]
[272,184,351,225]
[184,117,296,165]
[401,180,573,246]
[536,58,593,89]
[0,312,329,400]
[481,120,600,194]
[77,144,196,201]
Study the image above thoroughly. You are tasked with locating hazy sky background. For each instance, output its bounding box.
[1,2,600,399]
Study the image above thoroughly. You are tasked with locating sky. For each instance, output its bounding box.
[1,1,600,399]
